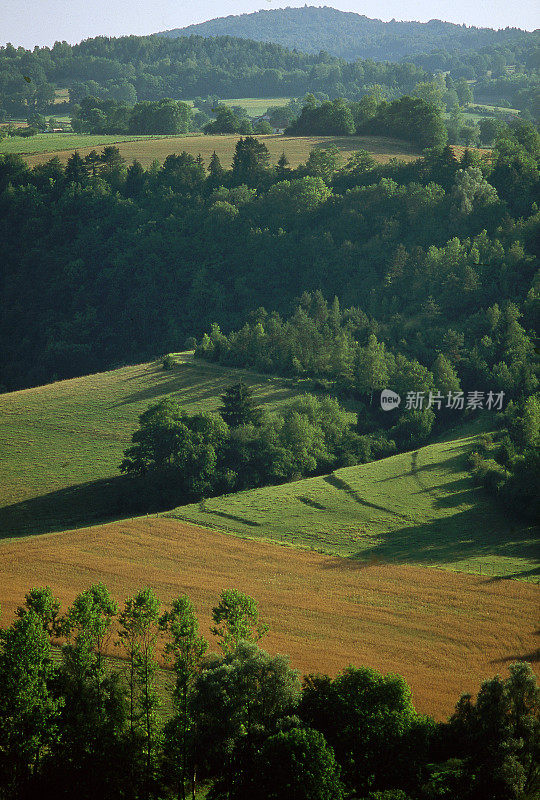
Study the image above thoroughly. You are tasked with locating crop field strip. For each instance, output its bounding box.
[0,516,537,720]
[16,133,421,168]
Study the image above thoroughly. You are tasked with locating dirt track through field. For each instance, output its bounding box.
[0,517,537,719]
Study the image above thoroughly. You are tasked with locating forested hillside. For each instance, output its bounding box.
[0,34,428,118]
[160,6,537,62]
[2,22,538,120]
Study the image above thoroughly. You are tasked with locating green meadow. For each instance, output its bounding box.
[0,354,301,536]
[168,421,539,581]
[0,132,172,155]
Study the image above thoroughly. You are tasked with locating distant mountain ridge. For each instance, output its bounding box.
[158,6,536,62]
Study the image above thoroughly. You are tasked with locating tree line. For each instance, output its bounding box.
[1,583,538,800]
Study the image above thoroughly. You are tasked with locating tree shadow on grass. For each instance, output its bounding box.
[0,475,181,539]
[320,506,539,572]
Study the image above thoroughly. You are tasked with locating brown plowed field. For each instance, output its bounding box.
[0,517,537,719]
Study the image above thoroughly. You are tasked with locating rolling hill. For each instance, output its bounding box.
[1,352,537,581]
[0,354,537,721]
[167,421,539,582]
[0,353,303,536]
[159,6,536,62]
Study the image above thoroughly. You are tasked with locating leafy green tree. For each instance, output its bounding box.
[124,158,146,197]
[50,585,126,800]
[276,150,290,179]
[193,641,301,787]
[207,151,225,186]
[299,667,424,795]
[245,726,344,800]
[160,595,208,800]
[253,119,273,134]
[121,399,229,496]
[0,608,61,799]
[219,382,261,428]
[64,151,89,184]
[211,589,268,654]
[231,136,270,184]
[16,585,63,637]
[204,105,242,134]
[448,662,540,799]
[118,588,162,800]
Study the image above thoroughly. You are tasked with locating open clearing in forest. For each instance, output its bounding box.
[0,516,537,720]
[0,354,304,536]
[19,132,421,168]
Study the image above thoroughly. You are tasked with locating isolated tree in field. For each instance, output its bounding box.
[219,382,261,428]
[118,587,161,799]
[0,608,60,798]
[160,595,208,800]
[211,589,268,654]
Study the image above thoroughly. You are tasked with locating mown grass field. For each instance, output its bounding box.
[20,132,421,169]
[0,354,302,536]
[223,97,291,115]
[169,423,539,582]
[0,516,537,719]
[0,132,173,156]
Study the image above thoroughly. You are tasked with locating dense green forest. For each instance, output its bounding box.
[1,119,538,393]
[1,583,538,800]
[160,6,537,63]
[0,34,429,118]
[1,20,538,120]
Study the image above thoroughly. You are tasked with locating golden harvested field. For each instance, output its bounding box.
[1,516,537,720]
[22,133,421,169]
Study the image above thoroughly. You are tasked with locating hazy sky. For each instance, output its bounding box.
[3,0,539,49]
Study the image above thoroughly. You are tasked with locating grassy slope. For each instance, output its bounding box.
[168,422,539,581]
[0,353,301,536]
[1,353,536,578]
[20,133,421,169]
[0,133,173,156]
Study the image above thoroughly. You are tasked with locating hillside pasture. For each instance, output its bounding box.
[19,133,421,169]
[223,97,292,115]
[0,132,173,156]
[0,354,300,536]
[169,426,539,582]
[0,516,537,720]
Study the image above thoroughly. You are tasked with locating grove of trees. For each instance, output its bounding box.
[1,584,538,799]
